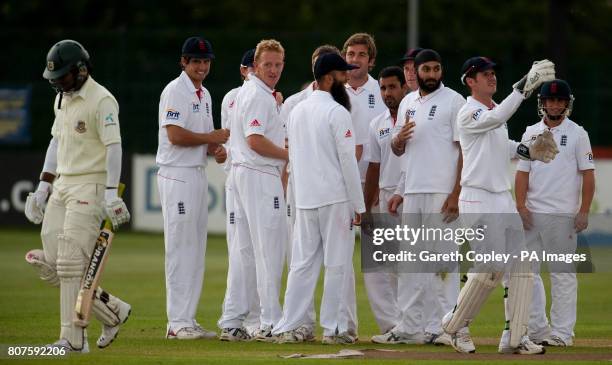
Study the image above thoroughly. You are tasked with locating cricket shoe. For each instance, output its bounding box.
[166,327,205,340]
[97,300,131,348]
[448,331,476,353]
[322,332,356,345]
[220,327,251,341]
[498,330,545,355]
[371,331,424,345]
[194,324,217,339]
[46,338,89,354]
[277,326,315,344]
[433,332,452,346]
[423,331,439,344]
[255,325,278,342]
[542,335,572,347]
[528,326,551,345]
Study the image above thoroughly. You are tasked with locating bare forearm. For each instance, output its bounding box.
[167,126,220,146]
[355,144,363,161]
[363,163,380,212]
[451,146,463,197]
[515,171,529,208]
[579,170,595,213]
[247,135,288,161]
[391,136,405,156]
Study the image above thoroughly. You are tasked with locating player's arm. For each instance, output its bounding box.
[575,131,596,232]
[24,137,58,224]
[458,93,524,134]
[364,163,380,212]
[247,135,288,161]
[166,125,229,146]
[441,144,462,223]
[515,170,532,230]
[332,107,365,216]
[243,98,288,161]
[391,119,414,156]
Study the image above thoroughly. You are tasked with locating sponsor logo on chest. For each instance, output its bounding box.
[378,127,391,138]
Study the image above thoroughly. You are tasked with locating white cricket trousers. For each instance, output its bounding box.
[393,193,460,336]
[232,165,287,328]
[273,201,356,336]
[363,188,401,334]
[526,214,577,343]
[218,169,260,330]
[158,165,208,333]
[286,172,317,330]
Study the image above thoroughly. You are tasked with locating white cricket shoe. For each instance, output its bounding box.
[46,338,89,354]
[194,324,217,339]
[322,332,356,345]
[96,300,131,348]
[166,327,204,340]
[371,331,424,345]
[448,331,476,353]
[529,326,551,345]
[220,327,251,342]
[277,325,315,344]
[255,325,278,342]
[498,330,546,354]
[542,335,572,347]
[433,332,452,346]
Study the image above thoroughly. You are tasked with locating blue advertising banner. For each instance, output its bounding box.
[0,86,31,144]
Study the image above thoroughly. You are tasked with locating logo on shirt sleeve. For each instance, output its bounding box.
[104,113,116,126]
[250,119,262,127]
[345,129,352,138]
[472,109,483,121]
[585,152,593,161]
[166,109,180,120]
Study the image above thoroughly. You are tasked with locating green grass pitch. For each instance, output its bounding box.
[0,228,611,364]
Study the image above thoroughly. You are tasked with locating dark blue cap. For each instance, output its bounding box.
[314,53,359,80]
[182,36,215,59]
[461,56,496,84]
[414,49,442,68]
[241,49,255,67]
[399,47,423,64]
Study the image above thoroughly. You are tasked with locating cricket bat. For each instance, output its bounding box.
[74,183,125,327]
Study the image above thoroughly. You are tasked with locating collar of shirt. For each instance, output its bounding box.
[179,71,204,97]
[345,74,377,95]
[467,95,497,110]
[250,74,276,96]
[311,90,334,101]
[69,76,94,100]
[539,117,569,132]
[416,82,445,104]
[381,108,396,125]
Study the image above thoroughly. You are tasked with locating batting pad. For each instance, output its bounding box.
[507,260,534,347]
[25,249,59,287]
[443,271,503,334]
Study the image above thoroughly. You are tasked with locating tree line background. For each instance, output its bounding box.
[1,0,610,152]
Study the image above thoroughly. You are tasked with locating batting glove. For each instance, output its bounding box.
[24,181,52,224]
[104,188,130,229]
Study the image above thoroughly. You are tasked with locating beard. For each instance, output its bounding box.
[417,74,441,94]
[330,80,351,112]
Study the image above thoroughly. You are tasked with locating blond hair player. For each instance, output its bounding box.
[24,39,131,353]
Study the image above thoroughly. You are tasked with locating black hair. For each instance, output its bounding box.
[378,66,405,86]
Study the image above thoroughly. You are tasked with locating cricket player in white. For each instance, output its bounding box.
[218,49,262,341]
[157,37,228,340]
[274,53,364,344]
[229,39,288,342]
[24,40,131,353]
[441,56,558,354]
[362,66,408,335]
[342,32,386,336]
[279,45,342,342]
[376,50,465,346]
[516,79,595,347]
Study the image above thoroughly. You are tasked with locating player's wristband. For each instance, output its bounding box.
[516,143,530,160]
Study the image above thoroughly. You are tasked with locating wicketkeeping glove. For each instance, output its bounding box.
[517,130,559,163]
[104,188,131,229]
[513,59,556,98]
[24,181,52,224]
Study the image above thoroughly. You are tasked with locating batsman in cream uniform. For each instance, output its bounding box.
[218,49,262,341]
[516,79,595,347]
[362,66,408,335]
[229,39,288,341]
[376,50,465,345]
[24,40,131,353]
[157,36,228,340]
[273,53,364,344]
[342,33,386,336]
[441,57,557,355]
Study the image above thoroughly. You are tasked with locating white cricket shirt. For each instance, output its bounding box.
[368,109,402,191]
[517,118,595,213]
[220,85,243,173]
[394,83,465,194]
[346,75,386,181]
[156,71,214,167]
[230,74,285,174]
[458,89,525,193]
[288,90,365,213]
